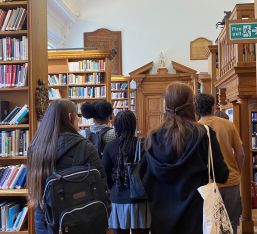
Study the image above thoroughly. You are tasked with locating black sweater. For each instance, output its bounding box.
[139,125,229,234]
[102,137,145,204]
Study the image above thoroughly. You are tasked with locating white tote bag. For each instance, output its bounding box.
[197,125,233,234]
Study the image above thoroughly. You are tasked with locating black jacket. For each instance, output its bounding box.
[103,137,145,204]
[34,132,106,234]
[138,125,229,234]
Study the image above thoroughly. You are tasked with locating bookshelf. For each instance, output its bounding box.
[251,111,257,185]
[111,76,130,116]
[48,50,112,129]
[0,0,47,233]
[130,88,136,115]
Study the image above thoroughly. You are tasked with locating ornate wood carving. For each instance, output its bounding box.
[84,28,122,75]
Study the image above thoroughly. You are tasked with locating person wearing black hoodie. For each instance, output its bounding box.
[27,100,106,234]
[138,83,229,234]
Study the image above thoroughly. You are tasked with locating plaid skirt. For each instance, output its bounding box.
[108,202,151,229]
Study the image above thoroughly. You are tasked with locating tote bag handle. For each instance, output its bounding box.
[133,138,141,163]
[204,125,216,183]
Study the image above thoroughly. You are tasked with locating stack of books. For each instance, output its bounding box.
[48,74,67,86]
[0,164,27,190]
[48,88,61,100]
[0,8,27,31]
[0,105,28,125]
[0,63,28,87]
[0,129,29,156]
[0,203,28,231]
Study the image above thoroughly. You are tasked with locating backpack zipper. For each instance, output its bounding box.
[58,201,108,234]
[43,169,101,200]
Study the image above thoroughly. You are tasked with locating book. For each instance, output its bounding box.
[14,206,27,231]
[1,106,20,124]
[0,101,9,122]
[15,166,26,189]
[9,104,28,125]
[9,164,25,189]
[8,203,20,231]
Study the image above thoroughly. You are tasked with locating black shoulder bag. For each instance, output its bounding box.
[127,138,147,200]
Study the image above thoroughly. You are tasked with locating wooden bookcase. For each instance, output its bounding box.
[0,0,47,233]
[48,50,112,128]
[111,76,130,116]
[130,88,136,115]
[250,110,257,184]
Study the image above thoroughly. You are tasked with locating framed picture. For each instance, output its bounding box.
[84,28,122,75]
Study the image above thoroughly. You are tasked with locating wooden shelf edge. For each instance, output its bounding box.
[0,30,28,36]
[68,83,106,87]
[0,231,28,234]
[0,87,28,91]
[0,1,27,7]
[0,156,27,160]
[0,124,29,129]
[68,71,105,74]
[0,189,28,196]
[0,60,28,64]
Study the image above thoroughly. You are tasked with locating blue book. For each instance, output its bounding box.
[12,209,22,231]
[15,167,27,189]
[0,167,10,189]
[8,204,20,231]
[15,108,28,124]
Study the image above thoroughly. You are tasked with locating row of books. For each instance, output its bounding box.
[0,36,28,61]
[0,164,26,190]
[130,106,135,111]
[0,129,29,156]
[111,82,128,90]
[252,134,257,150]
[0,8,27,31]
[130,99,135,105]
[48,88,61,100]
[113,108,127,116]
[68,60,105,72]
[68,73,105,85]
[0,203,28,231]
[48,74,67,86]
[130,92,135,98]
[0,105,29,125]
[78,117,93,127]
[252,123,257,134]
[0,63,28,87]
[252,112,257,122]
[111,92,127,99]
[113,100,129,108]
[68,87,106,99]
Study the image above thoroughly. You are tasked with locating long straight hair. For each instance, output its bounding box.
[146,82,199,156]
[113,110,136,190]
[27,100,79,209]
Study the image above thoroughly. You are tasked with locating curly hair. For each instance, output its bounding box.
[81,101,113,121]
[195,93,215,117]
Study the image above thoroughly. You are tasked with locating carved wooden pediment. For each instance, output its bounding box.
[171,61,197,74]
[129,62,153,76]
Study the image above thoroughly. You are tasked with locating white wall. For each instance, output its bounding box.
[62,0,253,75]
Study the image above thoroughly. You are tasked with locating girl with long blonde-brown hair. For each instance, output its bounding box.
[139,82,229,234]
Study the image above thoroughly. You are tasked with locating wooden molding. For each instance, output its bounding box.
[129,61,154,76]
[198,72,211,82]
[111,75,130,82]
[48,50,112,59]
[205,45,218,57]
[171,60,197,74]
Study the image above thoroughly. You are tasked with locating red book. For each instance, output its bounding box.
[11,64,16,86]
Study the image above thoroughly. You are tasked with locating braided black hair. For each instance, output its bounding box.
[112,110,136,191]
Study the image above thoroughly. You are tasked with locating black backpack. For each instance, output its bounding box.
[85,127,112,158]
[43,164,108,234]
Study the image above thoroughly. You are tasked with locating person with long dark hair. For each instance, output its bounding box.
[103,110,150,234]
[27,100,106,234]
[138,83,229,234]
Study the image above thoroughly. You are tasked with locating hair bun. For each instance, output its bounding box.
[81,102,96,119]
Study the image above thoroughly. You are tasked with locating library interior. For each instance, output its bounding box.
[1,0,257,233]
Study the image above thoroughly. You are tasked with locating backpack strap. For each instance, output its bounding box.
[95,127,112,156]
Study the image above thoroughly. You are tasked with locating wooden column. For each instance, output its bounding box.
[239,98,254,234]
[198,72,211,94]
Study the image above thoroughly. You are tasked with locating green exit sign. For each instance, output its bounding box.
[227,20,257,43]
